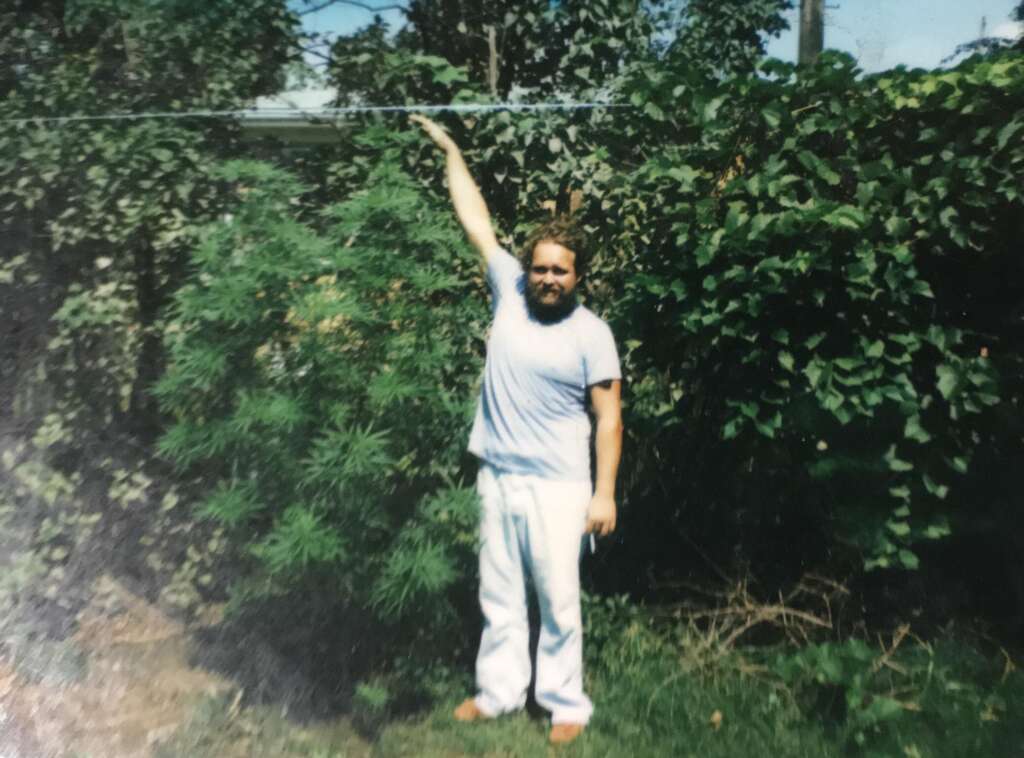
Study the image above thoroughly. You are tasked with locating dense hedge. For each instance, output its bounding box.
[605,52,1024,583]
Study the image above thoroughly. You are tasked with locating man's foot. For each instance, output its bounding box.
[549,723,585,744]
[453,697,490,722]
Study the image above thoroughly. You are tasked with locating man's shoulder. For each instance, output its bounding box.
[571,304,614,333]
[487,247,525,295]
[489,246,523,276]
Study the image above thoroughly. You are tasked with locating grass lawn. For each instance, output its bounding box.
[370,636,1023,758]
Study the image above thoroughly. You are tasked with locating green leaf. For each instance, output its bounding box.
[804,333,826,350]
[725,202,748,233]
[910,280,934,298]
[823,205,866,230]
[668,164,700,188]
[923,474,949,499]
[748,213,774,240]
[885,445,914,472]
[923,519,952,539]
[797,150,841,186]
[887,520,911,537]
[897,550,920,570]
[884,216,910,237]
[903,415,931,444]
[804,360,829,389]
[936,364,959,400]
[997,121,1022,150]
[762,104,784,128]
[644,102,665,121]
[431,64,468,85]
[702,96,726,122]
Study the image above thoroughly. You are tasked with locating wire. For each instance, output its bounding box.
[2,101,631,126]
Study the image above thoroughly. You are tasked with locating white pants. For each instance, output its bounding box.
[473,462,594,725]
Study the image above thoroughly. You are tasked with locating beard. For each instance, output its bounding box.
[525,282,578,324]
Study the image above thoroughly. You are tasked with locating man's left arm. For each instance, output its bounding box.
[586,379,623,536]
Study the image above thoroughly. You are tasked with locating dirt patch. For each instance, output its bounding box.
[0,425,375,757]
[0,574,234,757]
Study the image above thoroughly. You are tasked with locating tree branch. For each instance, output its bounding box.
[299,44,333,63]
[299,0,405,16]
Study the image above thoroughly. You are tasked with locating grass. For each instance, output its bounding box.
[371,638,1024,757]
[148,604,1024,758]
[374,656,837,758]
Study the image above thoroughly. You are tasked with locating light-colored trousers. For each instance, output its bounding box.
[473,462,594,725]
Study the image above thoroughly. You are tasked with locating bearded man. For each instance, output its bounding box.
[412,114,623,746]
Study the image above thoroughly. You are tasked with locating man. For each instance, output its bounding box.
[411,114,623,746]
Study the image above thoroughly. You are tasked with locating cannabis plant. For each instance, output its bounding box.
[154,150,486,647]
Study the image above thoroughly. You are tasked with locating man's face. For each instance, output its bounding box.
[525,240,579,323]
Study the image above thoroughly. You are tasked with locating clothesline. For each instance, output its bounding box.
[2,101,632,126]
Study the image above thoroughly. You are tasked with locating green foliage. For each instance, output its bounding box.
[337,0,664,101]
[351,676,393,737]
[582,592,668,676]
[610,50,1024,571]
[668,0,792,80]
[770,636,1024,755]
[773,639,905,748]
[155,150,486,651]
[0,0,299,436]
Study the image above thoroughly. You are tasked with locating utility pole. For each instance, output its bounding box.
[486,25,499,98]
[798,0,825,65]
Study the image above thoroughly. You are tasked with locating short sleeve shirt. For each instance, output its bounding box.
[467,248,621,481]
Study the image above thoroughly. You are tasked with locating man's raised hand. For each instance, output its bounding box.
[410,114,457,153]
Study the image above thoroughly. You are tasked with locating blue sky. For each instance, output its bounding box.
[294,1,1023,75]
[766,0,1022,72]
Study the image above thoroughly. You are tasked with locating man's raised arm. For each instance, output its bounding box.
[410,114,499,263]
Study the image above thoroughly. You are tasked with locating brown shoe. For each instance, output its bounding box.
[453,697,489,722]
[549,723,585,744]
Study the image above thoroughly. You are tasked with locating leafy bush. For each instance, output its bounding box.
[770,635,1024,755]
[607,51,1024,577]
[0,1,297,435]
[154,144,486,660]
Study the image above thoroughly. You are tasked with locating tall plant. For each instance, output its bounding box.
[155,138,486,653]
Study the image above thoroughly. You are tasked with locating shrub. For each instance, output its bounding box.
[606,51,1024,578]
[154,146,487,665]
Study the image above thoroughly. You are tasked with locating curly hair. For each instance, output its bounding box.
[519,215,590,277]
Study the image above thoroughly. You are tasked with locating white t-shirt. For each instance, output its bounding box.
[467,248,621,481]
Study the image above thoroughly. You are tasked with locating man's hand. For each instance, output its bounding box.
[410,114,457,153]
[585,492,616,537]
